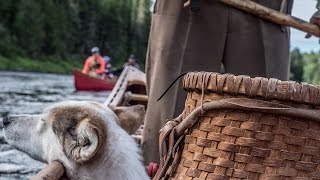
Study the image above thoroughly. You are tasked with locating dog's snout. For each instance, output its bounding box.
[3,116,11,127]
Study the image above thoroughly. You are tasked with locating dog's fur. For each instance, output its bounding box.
[3,101,149,180]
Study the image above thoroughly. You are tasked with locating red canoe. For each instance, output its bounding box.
[73,69,117,91]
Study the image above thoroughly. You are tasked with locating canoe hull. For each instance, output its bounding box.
[73,69,116,91]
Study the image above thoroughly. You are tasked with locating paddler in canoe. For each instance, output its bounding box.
[81,47,107,79]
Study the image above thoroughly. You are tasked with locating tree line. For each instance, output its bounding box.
[1,0,320,83]
[0,0,151,66]
[290,48,320,85]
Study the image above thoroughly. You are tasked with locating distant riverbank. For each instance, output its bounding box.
[0,56,83,74]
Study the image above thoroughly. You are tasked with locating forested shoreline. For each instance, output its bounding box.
[0,0,151,72]
[1,1,320,85]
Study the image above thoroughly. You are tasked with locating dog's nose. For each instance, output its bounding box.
[3,116,11,127]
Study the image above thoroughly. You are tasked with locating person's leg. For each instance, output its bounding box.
[143,0,229,164]
[223,2,290,80]
[143,0,190,165]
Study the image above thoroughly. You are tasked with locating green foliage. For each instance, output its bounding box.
[0,0,21,57]
[290,49,320,85]
[13,0,45,56]
[290,48,304,82]
[302,51,320,85]
[0,0,151,69]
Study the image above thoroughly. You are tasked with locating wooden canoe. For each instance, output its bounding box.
[32,66,148,180]
[73,69,117,91]
[104,66,147,107]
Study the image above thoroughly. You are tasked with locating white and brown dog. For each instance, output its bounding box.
[3,101,149,180]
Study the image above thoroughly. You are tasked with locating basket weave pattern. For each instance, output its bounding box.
[171,72,320,179]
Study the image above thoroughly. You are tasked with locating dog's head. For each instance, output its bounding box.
[3,101,144,165]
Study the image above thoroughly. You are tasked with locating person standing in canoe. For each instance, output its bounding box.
[82,47,106,79]
[142,0,320,166]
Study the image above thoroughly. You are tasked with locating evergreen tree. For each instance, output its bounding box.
[0,0,151,67]
[290,48,304,82]
[303,51,320,84]
[13,0,45,57]
[0,0,19,56]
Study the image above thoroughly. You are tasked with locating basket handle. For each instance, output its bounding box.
[175,98,320,137]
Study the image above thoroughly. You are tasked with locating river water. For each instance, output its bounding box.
[0,71,109,179]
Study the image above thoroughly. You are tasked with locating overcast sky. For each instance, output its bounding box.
[291,0,319,52]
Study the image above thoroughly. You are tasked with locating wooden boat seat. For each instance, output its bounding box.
[125,93,148,102]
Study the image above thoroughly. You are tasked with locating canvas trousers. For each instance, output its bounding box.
[142,0,291,164]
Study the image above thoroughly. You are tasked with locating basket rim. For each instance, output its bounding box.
[182,72,320,105]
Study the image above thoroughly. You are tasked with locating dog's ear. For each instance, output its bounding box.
[53,115,105,164]
[110,105,145,134]
[69,118,103,163]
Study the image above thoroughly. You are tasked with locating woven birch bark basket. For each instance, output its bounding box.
[155,72,320,180]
